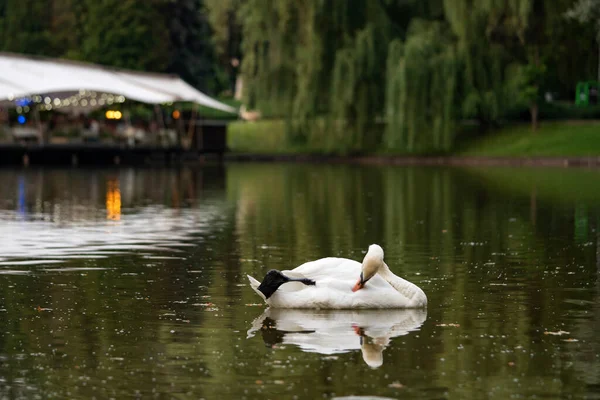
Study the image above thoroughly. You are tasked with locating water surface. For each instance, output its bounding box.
[0,164,598,399]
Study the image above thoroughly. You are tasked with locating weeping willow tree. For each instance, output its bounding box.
[326,4,393,151]
[384,21,459,152]
[443,0,534,125]
[238,1,302,117]
[239,0,396,151]
[385,0,539,151]
[238,0,577,152]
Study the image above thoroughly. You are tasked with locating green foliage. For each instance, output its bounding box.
[565,0,600,38]
[204,0,243,95]
[236,0,592,153]
[0,0,230,95]
[565,0,600,81]
[204,0,241,56]
[384,21,459,152]
[162,0,224,93]
[0,0,55,55]
[239,1,399,152]
[443,0,535,126]
[537,101,600,119]
[80,0,169,71]
[518,62,548,105]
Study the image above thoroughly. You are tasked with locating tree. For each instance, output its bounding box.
[518,62,547,132]
[48,0,87,60]
[204,0,243,94]
[80,0,169,72]
[238,1,415,151]
[565,0,600,82]
[0,0,54,56]
[162,0,224,94]
[384,21,459,152]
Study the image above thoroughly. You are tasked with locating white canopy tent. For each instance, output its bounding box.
[0,52,238,113]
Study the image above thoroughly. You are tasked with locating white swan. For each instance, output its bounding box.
[247,244,427,309]
[247,308,427,368]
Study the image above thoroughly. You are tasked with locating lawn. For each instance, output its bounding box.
[458,121,600,157]
[228,119,600,157]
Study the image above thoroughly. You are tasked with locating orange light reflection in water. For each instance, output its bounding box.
[106,179,121,221]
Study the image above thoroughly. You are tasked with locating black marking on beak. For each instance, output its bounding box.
[360,271,373,286]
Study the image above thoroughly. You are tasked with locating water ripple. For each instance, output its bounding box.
[0,205,228,265]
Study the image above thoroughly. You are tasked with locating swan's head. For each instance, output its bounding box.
[352,244,384,292]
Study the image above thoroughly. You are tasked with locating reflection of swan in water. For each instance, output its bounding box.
[247,308,427,368]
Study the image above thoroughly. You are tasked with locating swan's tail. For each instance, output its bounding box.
[247,275,267,301]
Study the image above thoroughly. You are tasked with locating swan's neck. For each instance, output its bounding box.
[378,262,427,306]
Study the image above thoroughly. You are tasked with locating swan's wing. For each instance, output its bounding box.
[283,257,361,283]
[275,258,361,296]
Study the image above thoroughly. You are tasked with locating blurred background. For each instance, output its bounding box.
[1,1,600,157]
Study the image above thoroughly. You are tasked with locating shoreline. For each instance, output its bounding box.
[224,153,600,168]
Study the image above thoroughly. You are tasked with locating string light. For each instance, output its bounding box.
[29,91,128,111]
[105,110,122,120]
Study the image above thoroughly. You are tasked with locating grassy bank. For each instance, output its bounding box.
[196,97,241,120]
[227,120,332,154]
[227,120,290,153]
[457,121,600,157]
[228,119,600,157]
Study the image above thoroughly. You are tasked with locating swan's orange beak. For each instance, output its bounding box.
[352,280,364,292]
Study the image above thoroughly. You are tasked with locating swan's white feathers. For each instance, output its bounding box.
[247,246,427,309]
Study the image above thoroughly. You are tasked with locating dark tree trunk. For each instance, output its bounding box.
[530,103,539,133]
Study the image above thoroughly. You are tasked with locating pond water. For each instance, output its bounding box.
[0,164,599,399]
